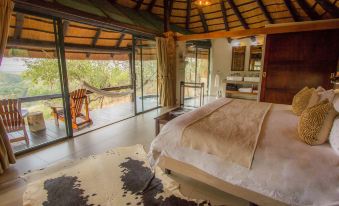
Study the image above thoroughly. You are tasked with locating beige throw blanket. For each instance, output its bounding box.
[181,99,271,168]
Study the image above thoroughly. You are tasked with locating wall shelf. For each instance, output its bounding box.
[223,80,259,85]
[225,90,258,96]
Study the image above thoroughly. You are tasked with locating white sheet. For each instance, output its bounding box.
[149,99,339,206]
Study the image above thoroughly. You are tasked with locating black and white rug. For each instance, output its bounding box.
[22,145,210,206]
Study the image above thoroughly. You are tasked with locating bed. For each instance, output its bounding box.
[149,98,339,206]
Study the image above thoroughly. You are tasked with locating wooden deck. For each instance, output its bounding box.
[10,102,134,153]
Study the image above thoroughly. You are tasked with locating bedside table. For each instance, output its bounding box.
[154,107,193,136]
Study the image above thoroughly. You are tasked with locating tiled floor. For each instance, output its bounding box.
[0,98,248,206]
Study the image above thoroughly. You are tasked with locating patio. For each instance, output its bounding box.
[10,101,135,153]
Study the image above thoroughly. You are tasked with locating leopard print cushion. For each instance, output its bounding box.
[292,87,315,115]
[298,100,338,145]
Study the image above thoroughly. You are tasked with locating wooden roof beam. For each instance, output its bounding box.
[87,28,102,57]
[169,0,174,17]
[186,0,191,30]
[62,20,70,36]
[148,0,156,12]
[219,0,229,30]
[197,7,209,32]
[116,33,125,47]
[14,13,24,39]
[296,0,321,20]
[283,0,300,22]
[7,38,132,53]
[135,0,144,10]
[226,0,249,29]
[176,19,339,41]
[164,0,170,32]
[315,0,339,18]
[255,0,274,24]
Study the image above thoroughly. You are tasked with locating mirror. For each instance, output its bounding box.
[231,46,246,71]
[249,45,262,71]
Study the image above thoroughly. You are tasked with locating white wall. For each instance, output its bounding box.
[210,38,262,96]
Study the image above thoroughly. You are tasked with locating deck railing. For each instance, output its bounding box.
[19,85,133,103]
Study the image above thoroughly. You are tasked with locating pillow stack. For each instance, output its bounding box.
[294,87,338,147]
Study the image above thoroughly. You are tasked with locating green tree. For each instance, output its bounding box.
[22,59,131,96]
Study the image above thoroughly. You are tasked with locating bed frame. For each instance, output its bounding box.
[158,156,288,206]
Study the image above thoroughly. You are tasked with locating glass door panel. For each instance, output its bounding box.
[134,38,159,114]
[63,20,135,135]
[0,13,68,153]
[184,45,210,107]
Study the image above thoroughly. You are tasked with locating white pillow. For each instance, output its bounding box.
[329,116,339,155]
[308,88,335,108]
[333,90,339,112]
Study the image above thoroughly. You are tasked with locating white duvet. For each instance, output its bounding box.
[149,99,339,206]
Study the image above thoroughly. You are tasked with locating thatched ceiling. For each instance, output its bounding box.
[5,0,338,60]
[115,0,338,33]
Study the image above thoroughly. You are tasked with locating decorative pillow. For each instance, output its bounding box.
[308,88,336,108]
[298,100,337,145]
[292,87,315,115]
[329,116,339,155]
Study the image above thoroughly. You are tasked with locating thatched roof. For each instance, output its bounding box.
[5,0,338,60]
[142,0,338,33]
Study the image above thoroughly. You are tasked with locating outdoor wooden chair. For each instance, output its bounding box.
[51,89,92,130]
[0,99,29,145]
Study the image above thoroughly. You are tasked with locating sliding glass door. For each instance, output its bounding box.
[184,45,210,107]
[134,37,159,114]
[0,12,69,153]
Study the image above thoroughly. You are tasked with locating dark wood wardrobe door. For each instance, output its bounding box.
[260,29,339,104]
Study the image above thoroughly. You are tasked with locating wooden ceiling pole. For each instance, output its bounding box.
[135,0,144,10]
[164,0,170,32]
[62,20,70,36]
[148,0,156,12]
[87,28,102,57]
[116,33,126,47]
[226,0,249,29]
[169,0,174,17]
[186,0,191,30]
[296,0,321,20]
[255,0,274,24]
[197,7,209,32]
[14,13,24,39]
[315,0,339,18]
[283,0,300,22]
[219,0,229,30]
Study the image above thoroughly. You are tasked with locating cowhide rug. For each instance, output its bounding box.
[22,144,210,206]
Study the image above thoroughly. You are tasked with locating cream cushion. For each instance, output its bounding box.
[329,116,339,155]
[308,87,336,108]
[292,87,315,115]
[298,100,337,145]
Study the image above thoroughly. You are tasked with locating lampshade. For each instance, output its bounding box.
[193,0,212,7]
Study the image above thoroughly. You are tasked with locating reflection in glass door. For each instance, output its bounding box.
[134,37,159,114]
[184,45,210,107]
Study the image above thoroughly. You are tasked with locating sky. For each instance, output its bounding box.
[0,57,28,73]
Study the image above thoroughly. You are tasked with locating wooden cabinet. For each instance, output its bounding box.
[260,29,339,104]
